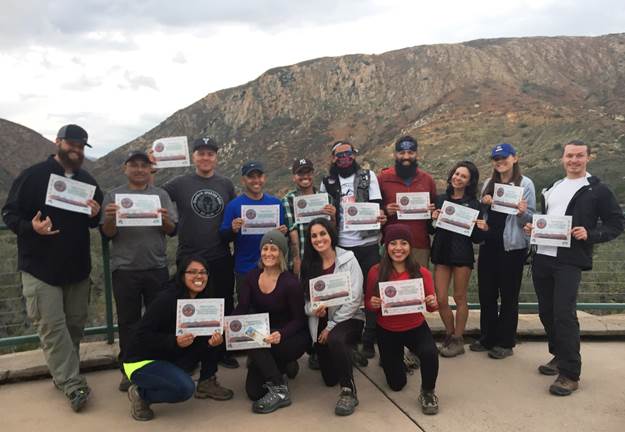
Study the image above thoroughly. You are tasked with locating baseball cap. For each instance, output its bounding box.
[124,150,151,164]
[491,143,516,159]
[57,124,91,148]
[241,160,265,176]
[192,137,219,152]
[292,158,314,174]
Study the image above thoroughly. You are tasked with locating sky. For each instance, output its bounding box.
[1,0,624,158]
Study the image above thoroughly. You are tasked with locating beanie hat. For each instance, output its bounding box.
[383,224,415,248]
[260,229,288,258]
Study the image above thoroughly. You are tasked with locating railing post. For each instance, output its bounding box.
[101,237,115,345]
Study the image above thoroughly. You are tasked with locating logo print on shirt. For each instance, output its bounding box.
[191,189,224,219]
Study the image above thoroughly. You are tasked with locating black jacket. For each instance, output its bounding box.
[1,156,103,285]
[540,176,624,270]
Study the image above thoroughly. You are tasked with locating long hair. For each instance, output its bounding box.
[258,247,288,273]
[445,160,480,200]
[482,159,523,197]
[375,246,422,296]
[176,255,209,298]
[300,217,339,299]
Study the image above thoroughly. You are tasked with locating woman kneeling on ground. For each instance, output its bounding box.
[233,229,310,414]
[300,217,365,416]
[123,256,233,421]
[366,224,440,415]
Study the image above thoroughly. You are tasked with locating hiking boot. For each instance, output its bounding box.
[538,356,559,376]
[439,336,465,358]
[488,346,514,360]
[118,374,131,392]
[419,390,439,415]
[128,384,154,421]
[437,334,452,355]
[549,375,579,396]
[335,387,359,416]
[195,376,234,400]
[308,352,320,370]
[469,340,489,352]
[361,342,375,359]
[219,353,240,369]
[252,382,291,414]
[68,386,91,412]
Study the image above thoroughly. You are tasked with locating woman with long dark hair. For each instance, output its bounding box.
[366,224,440,415]
[300,217,365,416]
[472,144,535,359]
[430,161,487,357]
[123,256,233,421]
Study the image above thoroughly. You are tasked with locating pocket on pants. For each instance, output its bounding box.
[22,276,42,322]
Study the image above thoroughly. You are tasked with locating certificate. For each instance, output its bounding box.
[309,272,352,309]
[115,194,162,227]
[530,214,572,248]
[152,136,190,168]
[241,204,280,235]
[294,193,330,224]
[397,192,431,220]
[491,183,523,215]
[343,203,380,231]
[224,313,271,351]
[45,174,96,215]
[436,200,479,237]
[176,299,224,336]
[379,278,426,316]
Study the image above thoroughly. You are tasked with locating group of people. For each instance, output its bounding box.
[2,124,622,421]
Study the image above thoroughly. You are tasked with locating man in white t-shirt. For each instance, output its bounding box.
[320,141,387,358]
[525,140,623,396]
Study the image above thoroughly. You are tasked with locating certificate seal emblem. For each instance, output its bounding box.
[53,180,67,192]
[229,320,242,332]
[245,209,257,220]
[120,198,133,209]
[181,304,195,317]
[384,286,397,298]
[399,196,410,206]
[347,206,358,216]
[296,199,307,209]
[154,142,164,152]
[313,280,326,292]
[445,206,455,215]
[536,218,547,229]
[496,187,504,197]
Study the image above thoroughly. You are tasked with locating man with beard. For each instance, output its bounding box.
[320,141,387,359]
[378,135,437,267]
[2,124,103,412]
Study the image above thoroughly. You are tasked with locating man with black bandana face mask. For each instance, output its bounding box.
[379,136,437,267]
[320,140,387,359]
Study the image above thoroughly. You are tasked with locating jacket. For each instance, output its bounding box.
[304,247,365,341]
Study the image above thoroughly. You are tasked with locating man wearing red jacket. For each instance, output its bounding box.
[378,135,437,267]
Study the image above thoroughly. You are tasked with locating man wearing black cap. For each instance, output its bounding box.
[2,124,103,412]
[162,137,239,368]
[100,150,177,391]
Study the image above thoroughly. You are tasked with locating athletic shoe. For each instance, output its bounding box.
[439,336,465,358]
[488,346,514,359]
[419,390,439,415]
[252,382,291,414]
[335,387,359,416]
[469,340,489,352]
[68,386,91,412]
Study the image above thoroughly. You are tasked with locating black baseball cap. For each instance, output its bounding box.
[57,124,91,147]
[192,137,219,152]
[292,158,314,174]
[241,161,264,176]
[124,150,151,164]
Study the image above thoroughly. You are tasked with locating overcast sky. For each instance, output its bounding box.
[1,0,623,158]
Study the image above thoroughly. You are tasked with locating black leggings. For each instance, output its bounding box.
[246,329,310,400]
[316,319,364,389]
[376,322,439,392]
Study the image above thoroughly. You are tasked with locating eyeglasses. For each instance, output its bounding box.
[185,270,208,276]
[334,150,354,158]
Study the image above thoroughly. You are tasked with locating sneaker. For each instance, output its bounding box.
[549,375,579,396]
[488,346,514,359]
[335,387,359,416]
[437,334,452,355]
[285,361,300,379]
[308,352,320,370]
[419,390,439,415]
[351,348,369,367]
[469,340,489,352]
[68,386,91,412]
[361,342,375,359]
[128,384,154,421]
[538,356,559,376]
[439,336,465,358]
[252,382,291,414]
[219,353,240,369]
[195,376,234,400]
[118,374,131,392]
[404,350,421,370]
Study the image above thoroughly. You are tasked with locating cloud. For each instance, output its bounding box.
[172,51,186,64]
[120,71,158,91]
[61,75,103,91]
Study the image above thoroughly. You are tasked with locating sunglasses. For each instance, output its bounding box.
[335,150,354,158]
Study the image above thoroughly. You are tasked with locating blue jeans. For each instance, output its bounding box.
[131,361,195,404]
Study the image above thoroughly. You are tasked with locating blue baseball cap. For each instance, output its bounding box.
[241,160,264,176]
[491,143,516,159]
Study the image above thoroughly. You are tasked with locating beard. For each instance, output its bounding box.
[395,159,418,179]
[57,147,84,171]
[330,160,360,178]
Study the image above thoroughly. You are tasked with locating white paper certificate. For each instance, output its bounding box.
[343,203,380,231]
[224,313,271,351]
[491,183,524,215]
[241,205,280,235]
[530,214,572,248]
[309,272,352,309]
[379,278,426,316]
[436,201,479,237]
[176,299,224,336]
[294,193,330,224]
[45,174,96,215]
[397,192,431,220]
[115,194,162,227]
[152,136,190,168]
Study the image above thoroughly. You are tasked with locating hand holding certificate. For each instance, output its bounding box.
[115,194,162,227]
[45,174,96,215]
[176,299,224,336]
[379,278,426,316]
[224,313,271,351]
[436,200,479,237]
[309,272,352,309]
[530,214,572,248]
[294,193,330,224]
[343,203,380,231]
[241,205,280,235]
[152,136,190,168]
[491,183,524,215]
[397,192,431,220]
